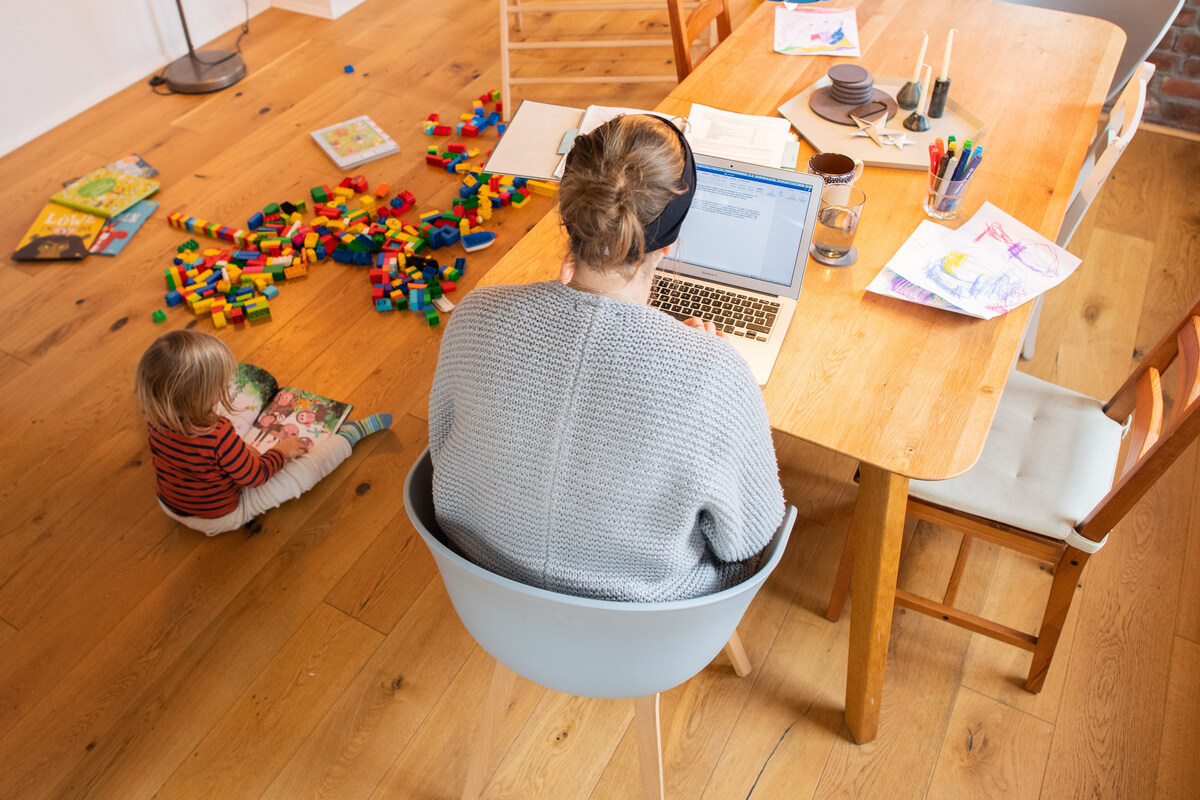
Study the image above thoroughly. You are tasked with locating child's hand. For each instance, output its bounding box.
[275,436,312,459]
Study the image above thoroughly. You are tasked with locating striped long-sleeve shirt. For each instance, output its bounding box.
[148,418,286,517]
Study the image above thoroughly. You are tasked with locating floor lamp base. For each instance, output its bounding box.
[163,50,247,94]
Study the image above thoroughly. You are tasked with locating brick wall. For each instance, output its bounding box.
[1145,0,1200,133]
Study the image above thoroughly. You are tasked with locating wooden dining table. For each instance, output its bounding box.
[477,0,1123,743]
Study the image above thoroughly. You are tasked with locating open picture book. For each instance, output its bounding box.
[224,363,352,453]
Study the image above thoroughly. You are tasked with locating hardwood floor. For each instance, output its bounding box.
[1,1,1197,798]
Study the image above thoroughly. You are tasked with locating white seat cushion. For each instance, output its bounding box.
[909,370,1124,546]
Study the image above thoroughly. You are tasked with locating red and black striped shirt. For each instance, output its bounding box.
[148,418,286,517]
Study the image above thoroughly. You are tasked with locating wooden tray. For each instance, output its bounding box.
[778,76,986,170]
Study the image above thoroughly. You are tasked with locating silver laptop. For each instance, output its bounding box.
[651,154,823,385]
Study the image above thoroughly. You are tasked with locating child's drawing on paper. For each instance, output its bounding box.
[864,204,1082,319]
[774,7,861,56]
[973,222,1061,276]
[924,248,1027,314]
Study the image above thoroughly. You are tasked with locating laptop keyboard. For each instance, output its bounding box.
[649,275,780,341]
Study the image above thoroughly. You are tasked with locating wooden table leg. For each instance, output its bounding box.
[844,463,908,744]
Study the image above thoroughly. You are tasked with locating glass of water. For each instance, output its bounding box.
[810,184,866,267]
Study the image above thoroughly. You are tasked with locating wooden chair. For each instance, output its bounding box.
[827,293,1200,693]
[403,448,798,799]
[1021,62,1155,359]
[666,0,732,82]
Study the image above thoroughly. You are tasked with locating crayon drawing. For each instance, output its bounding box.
[866,204,1082,319]
[774,7,861,56]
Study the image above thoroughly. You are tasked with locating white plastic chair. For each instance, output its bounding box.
[403,448,797,800]
[1021,61,1155,360]
[993,0,1180,103]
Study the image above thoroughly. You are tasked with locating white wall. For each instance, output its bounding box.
[0,0,273,157]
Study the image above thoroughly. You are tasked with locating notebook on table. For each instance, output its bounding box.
[651,154,823,385]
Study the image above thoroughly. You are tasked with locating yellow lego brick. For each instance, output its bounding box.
[216,280,231,294]
[526,179,559,196]
[225,265,242,283]
[311,216,329,228]
[333,186,355,199]
[212,312,227,329]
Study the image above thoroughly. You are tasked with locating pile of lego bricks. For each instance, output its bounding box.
[156,90,558,330]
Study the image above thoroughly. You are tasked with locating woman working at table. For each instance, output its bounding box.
[428,114,784,602]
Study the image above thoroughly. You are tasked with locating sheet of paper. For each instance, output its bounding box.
[483,100,584,181]
[685,103,794,169]
[867,204,1082,319]
[774,6,861,57]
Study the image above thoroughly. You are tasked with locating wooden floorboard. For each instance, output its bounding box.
[2,0,1198,797]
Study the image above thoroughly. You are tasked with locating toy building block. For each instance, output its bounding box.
[230,306,245,324]
[461,231,496,253]
[152,309,167,323]
[433,124,452,136]
[344,64,354,73]
[375,297,394,312]
[374,183,390,199]
[246,305,271,321]
[424,307,440,326]
[526,179,558,196]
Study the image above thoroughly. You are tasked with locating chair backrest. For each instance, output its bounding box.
[1076,294,1200,540]
[403,448,797,699]
[1056,61,1155,246]
[993,0,1181,103]
[666,0,733,82]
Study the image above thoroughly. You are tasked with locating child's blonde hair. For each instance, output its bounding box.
[136,330,237,436]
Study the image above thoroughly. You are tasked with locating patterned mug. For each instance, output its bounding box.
[807,152,863,185]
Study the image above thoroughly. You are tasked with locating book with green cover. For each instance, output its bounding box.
[49,167,160,218]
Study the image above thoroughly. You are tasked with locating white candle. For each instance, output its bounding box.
[940,28,957,79]
[912,31,929,84]
[919,64,934,113]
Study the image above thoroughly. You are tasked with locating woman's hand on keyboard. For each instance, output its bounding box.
[683,317,725,338]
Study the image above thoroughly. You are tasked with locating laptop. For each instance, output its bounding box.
[650,154,824,385]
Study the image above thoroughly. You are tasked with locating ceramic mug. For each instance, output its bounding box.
[806,152,863,185]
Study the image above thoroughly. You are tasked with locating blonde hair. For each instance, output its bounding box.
[136,330,237,436]
[558,115,686,278]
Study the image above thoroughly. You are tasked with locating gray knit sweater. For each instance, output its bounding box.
[428,280,785,602]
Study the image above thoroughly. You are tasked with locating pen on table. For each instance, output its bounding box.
[935,136,945,162]
[928,143,940,174]
[936,153,950,179]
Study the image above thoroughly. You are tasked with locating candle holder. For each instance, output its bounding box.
[897,80,922,110]
[928,78,951,118]
[903,63,933,131]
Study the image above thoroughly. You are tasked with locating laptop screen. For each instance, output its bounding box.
[667,163,818,288]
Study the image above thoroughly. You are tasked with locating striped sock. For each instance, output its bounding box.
[337,413,392,447]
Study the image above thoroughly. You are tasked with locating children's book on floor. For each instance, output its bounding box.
[89,200,159,256]
[50,167,160,218]
[226,363,353,453]
[310,115,401,169]
[12,203,107,261]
